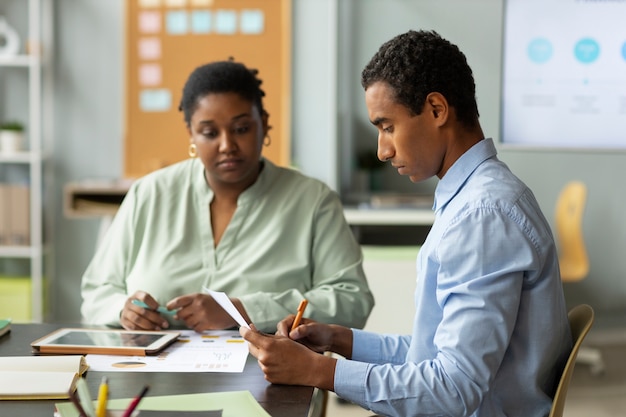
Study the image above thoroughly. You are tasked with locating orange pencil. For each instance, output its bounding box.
[291,299,308,331]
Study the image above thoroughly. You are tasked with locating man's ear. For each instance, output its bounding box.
[426,92,448,126]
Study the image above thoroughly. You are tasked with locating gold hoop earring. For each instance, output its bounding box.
[263,134,271,147]
[188,142,197,158]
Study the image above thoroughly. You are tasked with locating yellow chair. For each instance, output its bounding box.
[554,181,604,375]
[549,304,595,417]
[555,181,589,281]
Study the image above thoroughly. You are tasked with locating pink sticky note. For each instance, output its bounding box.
[139,64,162,86]
[139,11,162,34]
[138,37,161,60]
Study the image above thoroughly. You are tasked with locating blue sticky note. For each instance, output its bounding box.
[215,10,237,34]
[191,10,212,34]
[166,10,188,35]
[140,89,172,112]
[240,9,264,35]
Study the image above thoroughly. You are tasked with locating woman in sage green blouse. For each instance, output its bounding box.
[81,60,374,333]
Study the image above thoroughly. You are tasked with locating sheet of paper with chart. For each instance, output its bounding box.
[84,330,248,372]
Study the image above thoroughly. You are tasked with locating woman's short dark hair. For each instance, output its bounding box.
[361,30,479,128]
[179,59,267,126]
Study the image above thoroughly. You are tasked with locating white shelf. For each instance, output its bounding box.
[0,0,52,323]
[0,54,40,67]
[0,151,39,163]
[0,245,40,258]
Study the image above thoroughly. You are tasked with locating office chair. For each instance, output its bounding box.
[549,304,595,417]
[554,181,604,375]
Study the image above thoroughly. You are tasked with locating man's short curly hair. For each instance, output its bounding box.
[361,30,479,128]
[179,58,267,126]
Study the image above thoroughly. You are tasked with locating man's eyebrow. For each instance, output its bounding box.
[371,117,389,126]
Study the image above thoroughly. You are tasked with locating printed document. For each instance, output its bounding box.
[85,330,248,373]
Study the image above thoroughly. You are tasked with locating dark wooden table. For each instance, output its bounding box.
[0,323,313,416]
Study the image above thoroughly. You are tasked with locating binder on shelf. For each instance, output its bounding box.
[7,183,30,246]
[0,182,8,245]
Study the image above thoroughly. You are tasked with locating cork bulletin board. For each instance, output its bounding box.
[124,0,291,179]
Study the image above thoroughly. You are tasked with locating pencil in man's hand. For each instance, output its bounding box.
[291,299,308,331]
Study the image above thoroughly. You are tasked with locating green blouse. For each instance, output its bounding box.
[81,158,374,332]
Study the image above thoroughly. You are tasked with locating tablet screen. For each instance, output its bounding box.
[51,330,166,348]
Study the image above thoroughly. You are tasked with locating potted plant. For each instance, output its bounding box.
[0,120,25,153]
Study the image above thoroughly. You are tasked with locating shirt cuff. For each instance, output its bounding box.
[334,357,371,406]
[84,294,127,327]
[351,328,383,362]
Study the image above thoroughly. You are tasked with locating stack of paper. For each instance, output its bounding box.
[0,355,88,400]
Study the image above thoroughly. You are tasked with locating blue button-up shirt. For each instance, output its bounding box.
[334,139,572,417]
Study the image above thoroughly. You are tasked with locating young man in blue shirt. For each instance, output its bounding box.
[241,30,572,417]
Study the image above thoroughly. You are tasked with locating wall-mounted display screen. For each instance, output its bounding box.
[501,0,626,149]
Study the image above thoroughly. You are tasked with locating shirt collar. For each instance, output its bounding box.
[433,138,496,212]
[238,158,276,205]
[193,157,276,205]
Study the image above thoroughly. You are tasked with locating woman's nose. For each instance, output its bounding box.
[218,132,236,152]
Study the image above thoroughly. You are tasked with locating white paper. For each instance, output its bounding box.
[203,288,251,329]
[85,330,248,373]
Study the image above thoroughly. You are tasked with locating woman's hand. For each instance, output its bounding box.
[121,291,170,330]
[166,293,251,332]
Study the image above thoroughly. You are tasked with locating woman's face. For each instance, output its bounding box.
[188,92,268,190]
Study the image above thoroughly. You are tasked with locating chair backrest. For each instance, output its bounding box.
[549,304,595,417]
[555,181,589,282]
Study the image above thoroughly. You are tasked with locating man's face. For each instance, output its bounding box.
[364,82,447,182]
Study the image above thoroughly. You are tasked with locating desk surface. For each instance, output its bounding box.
[0,323,313,417]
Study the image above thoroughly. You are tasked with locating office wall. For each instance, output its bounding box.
[50,0,626,323]
[51,0,124,322]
